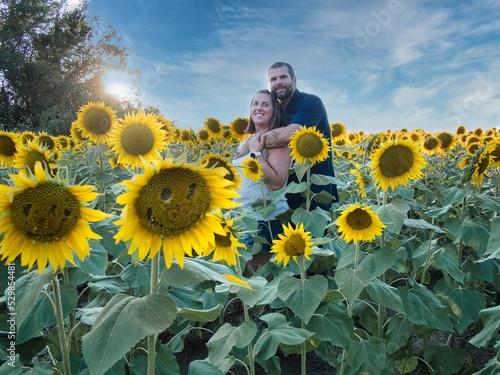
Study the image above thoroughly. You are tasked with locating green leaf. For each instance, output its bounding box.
[469,305,500,347]
[485,216,500,256]
[395,357,418,374]
[291,208,329,238]
[82,293,177,375]
[448,285,487,334]
[376,200,410,234]
[12,268,53,328]
[17,283,77,344]
[0,359,53,374]
[398,283,453,331]
[424,344,467,374]
[459,217,490,255]
[278,275,328,323]
[282,181,308,194]
[207,321,257,370]
[129,345,180,375]
[88,275,129,294]
[178,304,223,323]
[385,315,414,354]
[334,268,372,304]
[473,358,500,375]
[425,204,454,219]
[227,276,267,308]
[358,247,397,277]
[346,336,386,374]
[310,173,338,186]
[366,277,405,314]
[120,263,150,288]
[74,239,108,275]
[403,218,446,233]
[432,247,464,283]
[188,360,225,375]
[307,313,354,348]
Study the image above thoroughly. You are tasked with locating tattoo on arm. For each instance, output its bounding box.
[264,130,285,148]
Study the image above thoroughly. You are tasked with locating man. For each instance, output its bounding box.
[264,61,339,211]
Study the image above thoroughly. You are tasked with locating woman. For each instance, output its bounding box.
[233,89,291,275]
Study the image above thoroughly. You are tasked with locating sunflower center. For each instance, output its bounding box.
[346,208,373,230]
[283,233,307,256]
[233,119,248,135]
[215,232,232,247]
[490,145,500,163]
[0,135,16,157]
[248,160,260,174]
[437,133,453,149]
[11,182,80,242]
[120,123,155,156]
[378,144,414,177]
[424,137,439,150]
[134,168,211,236]
[206,119,221,133]
[331,124,343,137]
[296,133,324,157]
[198,130,209,141]
[25,150,49,172]
[83,108,112,135]
[207,158,235,182]
[38,135,55,150]
[476,152,490,175]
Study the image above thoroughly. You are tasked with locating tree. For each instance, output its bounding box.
[0,0,132,134]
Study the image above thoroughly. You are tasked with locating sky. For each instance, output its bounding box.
[77,0,500,134]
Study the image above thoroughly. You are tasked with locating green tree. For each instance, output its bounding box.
[0,0,132,134]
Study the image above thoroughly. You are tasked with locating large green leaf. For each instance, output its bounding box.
[17,283,77,344]
[178,304,223,323]
[376,200,410,234]
[385,315,414,354]
[12,268,53,328]
[0,359,53,374]
[307,312,354,348]
[82,293,177,375]
[398,283,453,331]
[74,239,108,276]
[432,247,464,283]
[469,305,500,347]
[228,276,267,307]
[278,275,328,323]
[346,336,386,374]
[188,360,225,375]
[424,344,467,374]
[120,263,150,289]
[335,268,372,304]
[358,247,397,277]
[207,321,257,370]
[129,345,180,375]
[366,277,404,314]
[291,208,330,237]
[484,216,500,256]
[403,218,447,233]
[459,217,490,255]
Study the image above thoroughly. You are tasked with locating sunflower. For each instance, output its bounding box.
[202,153,242,189]
[436,131,455,152]
[73,101,117,143]
[197,128,211,143]
[289,126,330,166]
[113,159,241,268]
[351,163,369,198]
[0,162,111,273]
[330,122,346,139]
[468,146,491,187]
[335,204,385,243]
[422,135,440,155]
[0,131,19,167]
[271,222,313,267]
[70,121,88,144]
[19,131,36,146]
[456,125,467,135]
[203,209,245,266]
[157,115,176,144]
[108,110,167,168]
[36,132,57,152]
[178,128,195,146]
[239,157,263,181]
[488,141,500,167]
[370,139,427,191]
[14,141,57,175]
[56,135,72,151]
[204,117,224,139]
[229,117,249,141]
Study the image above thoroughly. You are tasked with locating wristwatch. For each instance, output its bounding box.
[250,151,262,159]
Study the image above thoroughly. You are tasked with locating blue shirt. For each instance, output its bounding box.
[282,89,339,210]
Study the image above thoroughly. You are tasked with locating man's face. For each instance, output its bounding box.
[268,66,296,101]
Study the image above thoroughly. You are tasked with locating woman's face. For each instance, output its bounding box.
[250,93,273,128]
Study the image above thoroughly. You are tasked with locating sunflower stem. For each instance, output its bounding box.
[305,167,311,211]
[147,255,160,375]
[299,256,308,375]
[236,256,255,375]
[354,241,360,269]
[52,275,71,375]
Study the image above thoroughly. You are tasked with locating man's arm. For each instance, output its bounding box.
[263,123,300,149]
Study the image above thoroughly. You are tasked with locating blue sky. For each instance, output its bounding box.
[79,0,500,134]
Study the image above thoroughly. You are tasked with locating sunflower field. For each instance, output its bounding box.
[0,102,499,375]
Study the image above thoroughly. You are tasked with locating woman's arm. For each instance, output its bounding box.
[261,147,291,191]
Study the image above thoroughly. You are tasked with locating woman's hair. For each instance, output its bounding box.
[245,89,282,134]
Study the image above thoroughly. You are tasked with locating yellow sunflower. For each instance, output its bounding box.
[488,141,500,167]
[108,110,167,168]
[14,141,57,175]
[113,159,241,268]
[335,204,386,243]
[468,146,491,187]
[197,128,211,143]
[36,132,57,152]
[202,153,242,189]
[0,131,19,167]
[436,131,456,152]
[19,131,36,146]
[0,162,111,273]
[204,117,224,139]
[240,157,263,181]
[330,122,347,139]
[289,126,330,166]
[70,121,88,144]
[271,222,313,267]
[456,125,467,136]
[56,135,72,151]
[178,128,195,146]
[203,209,245,266]
[370,139,427,191]
[73,101,117,143]
[229,117,249,141]
[422,135,441,155]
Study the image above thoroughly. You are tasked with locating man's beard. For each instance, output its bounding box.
[273,85,293,100]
